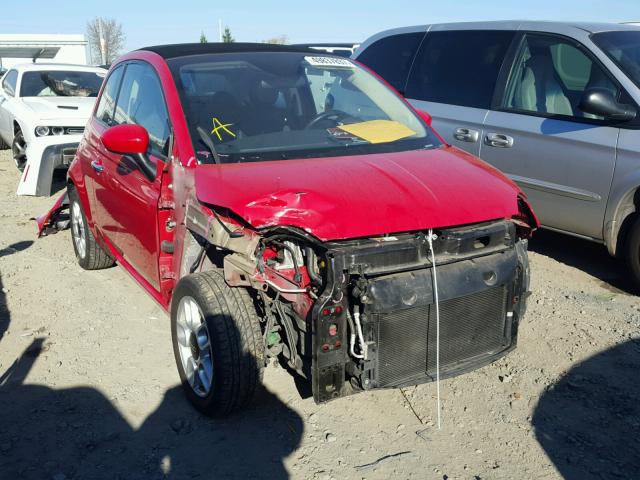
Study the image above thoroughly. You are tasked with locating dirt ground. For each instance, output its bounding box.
[0,148,638,480]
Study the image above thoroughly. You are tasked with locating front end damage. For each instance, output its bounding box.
[17,139,81,197]
[186,200,535,404]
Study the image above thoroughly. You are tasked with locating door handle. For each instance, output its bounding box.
[485,133,514,148]
[453,127,479,143]
[90,160,104,173]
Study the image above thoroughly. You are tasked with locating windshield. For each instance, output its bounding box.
[20,70,105,97]
[168,52,438,164]
[592,31,640,89]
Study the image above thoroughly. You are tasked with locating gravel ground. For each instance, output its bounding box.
[0,148,638,480]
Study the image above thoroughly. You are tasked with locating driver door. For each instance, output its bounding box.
[93,62,171,290]
[0,70,19,143]
[481,33,620,240]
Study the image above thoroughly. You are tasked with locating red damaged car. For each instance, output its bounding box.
[38,43,538,415]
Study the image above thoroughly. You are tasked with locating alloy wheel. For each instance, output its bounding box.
[12,134,27,170]
[71,201,87,259]
[175,296,214,397]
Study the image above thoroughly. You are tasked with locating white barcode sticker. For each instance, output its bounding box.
[304,56,354,68]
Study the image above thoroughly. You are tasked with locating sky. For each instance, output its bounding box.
[1,0,639,52]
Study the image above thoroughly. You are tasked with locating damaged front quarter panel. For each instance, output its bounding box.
[35,191,69,237]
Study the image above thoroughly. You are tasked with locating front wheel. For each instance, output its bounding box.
[12,129,27,171]
[171,270,264,416]
[69,187,115,270]
[625,215,640,292]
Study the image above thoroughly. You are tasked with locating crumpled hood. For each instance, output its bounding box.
[194,146,523,241]
[22,97,96,121]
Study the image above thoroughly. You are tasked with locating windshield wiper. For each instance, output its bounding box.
[196,126,221,165]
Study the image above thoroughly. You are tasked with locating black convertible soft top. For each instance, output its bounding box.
[139,43,316,60]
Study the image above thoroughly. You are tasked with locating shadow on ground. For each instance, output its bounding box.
[51,169,67,196]
[0,240,34,259]
[0,344,303,479]
[0,273,8,343]
[529,230,635,294]
[533,339,640,479]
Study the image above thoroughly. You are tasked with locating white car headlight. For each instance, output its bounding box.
[35,126,50,137]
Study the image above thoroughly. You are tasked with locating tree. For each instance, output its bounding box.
[86,17,126,65]
[222,26,234,43]
[262,35,288,45]
[200,31,208,43]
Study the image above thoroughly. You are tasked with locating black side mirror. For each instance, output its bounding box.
[578,88,637,122]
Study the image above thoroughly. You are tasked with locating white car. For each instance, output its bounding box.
[0,64,106,196]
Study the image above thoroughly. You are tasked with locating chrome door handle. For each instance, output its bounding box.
[485,133,514,148]
[90,160,104,173]
[453,127,479,143]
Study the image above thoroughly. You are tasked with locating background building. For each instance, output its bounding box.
[0,34,88,71]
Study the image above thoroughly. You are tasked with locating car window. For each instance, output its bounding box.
[503,34,620,120]
[114,62,171,157]
[356,32,425,93]
[95,66,124,126]
[405,30,515,109]
[169,52,438,164]
[592,31,640,90]
[2,70,18,96]
[19,70,105,97]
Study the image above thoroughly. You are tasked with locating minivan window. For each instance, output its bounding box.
[406,30,515,109]
[504,34,620,120]
[2,70,18,96]
[592,31,640,90]
[356,32,425,93]
[114,63,171,157]
[95,66,124,126]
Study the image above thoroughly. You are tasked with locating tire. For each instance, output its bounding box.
[625,215,640,292]
[11,129,27,171]
[0,135,8,150]
[68,187,115,270]
[171,269,264,416]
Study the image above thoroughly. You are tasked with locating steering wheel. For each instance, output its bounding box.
[305,110,352,129]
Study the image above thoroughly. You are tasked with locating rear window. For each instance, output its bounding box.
[405,30,515,109]
[357,32,425,93]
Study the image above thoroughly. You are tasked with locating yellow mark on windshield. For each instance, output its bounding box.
[338,120,416,144]
[211,117,236,141]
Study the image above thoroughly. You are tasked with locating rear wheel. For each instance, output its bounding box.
[171,270,264,416]
[625,215,640,292]
[68,187,115,270]
[11,129,27,171]
[0,135,8,150]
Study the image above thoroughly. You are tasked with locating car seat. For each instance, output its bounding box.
[511,46,573,116]
[240,80,287,136]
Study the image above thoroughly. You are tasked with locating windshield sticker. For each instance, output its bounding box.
[326,127,367,142]
[337,120,417,144]
[211,117,236,141]
[304,56,354,68]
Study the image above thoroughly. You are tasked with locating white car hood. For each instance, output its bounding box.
[21,97,96,121]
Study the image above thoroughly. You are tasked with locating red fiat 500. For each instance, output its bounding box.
[39,43,538,416]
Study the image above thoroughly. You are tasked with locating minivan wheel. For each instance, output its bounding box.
[12,130,27,171]
[171,270,264,416]
[68,187,115,270]
[625,215,640,292]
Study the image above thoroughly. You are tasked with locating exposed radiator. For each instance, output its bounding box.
[376,286,509,387]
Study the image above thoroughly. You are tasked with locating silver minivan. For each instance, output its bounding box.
[354,21,640,289]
